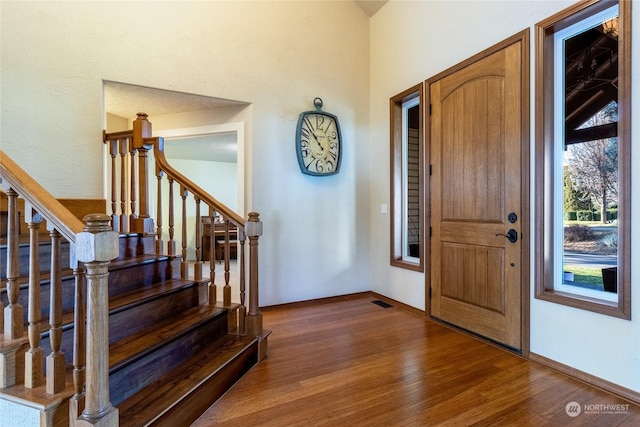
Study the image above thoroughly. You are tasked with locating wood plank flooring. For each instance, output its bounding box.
[192,294,640,426]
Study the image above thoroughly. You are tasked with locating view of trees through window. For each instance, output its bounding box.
[537,0,629,317]
[562,13,619,294]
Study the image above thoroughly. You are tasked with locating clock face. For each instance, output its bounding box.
[296,112,341,176]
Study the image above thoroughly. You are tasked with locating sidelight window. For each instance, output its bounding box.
[390,84,424,271]
[535,0,630,318]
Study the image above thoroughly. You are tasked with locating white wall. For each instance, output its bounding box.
[0,1,372,306]
[370,0,639,394]
[4,0,635,399]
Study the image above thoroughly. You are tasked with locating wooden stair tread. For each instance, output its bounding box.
[108,253,171,271]
[1,268,75,287]
[33,279,204,336]
[109,305,227,371]
[117,333,258,426]
[108,278,206,314]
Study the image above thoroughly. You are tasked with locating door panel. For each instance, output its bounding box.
[430,41,523,350]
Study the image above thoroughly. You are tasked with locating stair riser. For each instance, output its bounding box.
[1,257,178,325]
[110,312,229,406]
[38,283,203,364]
[0,241,71,280]
[0,233,155,280]
[0,273,76,323]
[108,257,179,297]
[154,342,258,427]
[117,234,156,261]
[109,284,201,343]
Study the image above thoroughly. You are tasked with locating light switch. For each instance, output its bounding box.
[380,204,388,214]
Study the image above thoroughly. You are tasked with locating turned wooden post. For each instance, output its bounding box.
[46,228,65,394]
[131,113,154,234]
[238,229,247,334]
[180,185,188,279]
[118,138,128,234]
[167,178,176,256]
[245,212,263,337]
[74,214,119,427]
[194,199,203,280]
[69,262,87,421]
[208,210,217,306]
[4,188,23,339]
[108,138,119,233]
[155,169,164,255]
[25,205,44,388]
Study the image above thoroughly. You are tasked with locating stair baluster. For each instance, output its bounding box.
[24,206,44,388]
[194,198,203,281]
[208,210,217,306]
[155,170,164,254]
[4,187,22,340]
[238,229,247,333]
[223,220,231,307]
[108,138,119,233]
[180,185,188,279]
[70,264,87,421]
[167,178,176,256]
[129,140,138,229]
[46,228,65,394]
[119,138,129,234]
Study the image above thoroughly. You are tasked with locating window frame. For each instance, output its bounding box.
[534,0,631,319]
[390,83,425,272]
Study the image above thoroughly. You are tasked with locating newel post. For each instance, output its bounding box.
[245,212,263,338]
[74,214,119,427]
[131,113,155,234]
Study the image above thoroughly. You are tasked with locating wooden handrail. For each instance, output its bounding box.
[0,150,84,242]
[1,150,118,426]
[104,113,263,342]
[146,137,246,228]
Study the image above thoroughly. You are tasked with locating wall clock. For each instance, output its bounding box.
[295,97,342,176]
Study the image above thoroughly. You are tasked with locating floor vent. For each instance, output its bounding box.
[372,300,393,309]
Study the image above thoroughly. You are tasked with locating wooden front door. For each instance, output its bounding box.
[429,34,528,350]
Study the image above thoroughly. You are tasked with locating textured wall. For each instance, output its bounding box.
[0,1,372,307]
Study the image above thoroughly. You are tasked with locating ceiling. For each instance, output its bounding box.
[104,81,244,163]
[104,81,245,119]
[355,1,387,17]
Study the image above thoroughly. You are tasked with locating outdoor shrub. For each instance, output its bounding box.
[565,211,577,221]
[601,233,617,248]
[564,224,595,242]
[592,212,601,222]
[576,211,593,221]
[607,209,618,221]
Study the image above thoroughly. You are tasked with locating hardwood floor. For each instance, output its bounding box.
[192,294,640,426]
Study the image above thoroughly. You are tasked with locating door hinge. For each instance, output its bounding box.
[429,226,432,237]
[429,104,432,115]
[429,165,432,176]
[429,287,432,298]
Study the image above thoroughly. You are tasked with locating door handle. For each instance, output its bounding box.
[496,229,518,243]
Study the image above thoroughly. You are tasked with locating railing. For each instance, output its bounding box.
[0,151,118,425]
[103,113,263,337]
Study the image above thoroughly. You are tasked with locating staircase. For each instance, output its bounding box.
[1,232,260,426]
[0,112,268,426]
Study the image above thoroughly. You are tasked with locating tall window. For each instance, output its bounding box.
[391,84,424,271]
[535,0,631,318]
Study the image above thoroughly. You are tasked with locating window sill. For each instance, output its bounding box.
[535,288,630,320]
